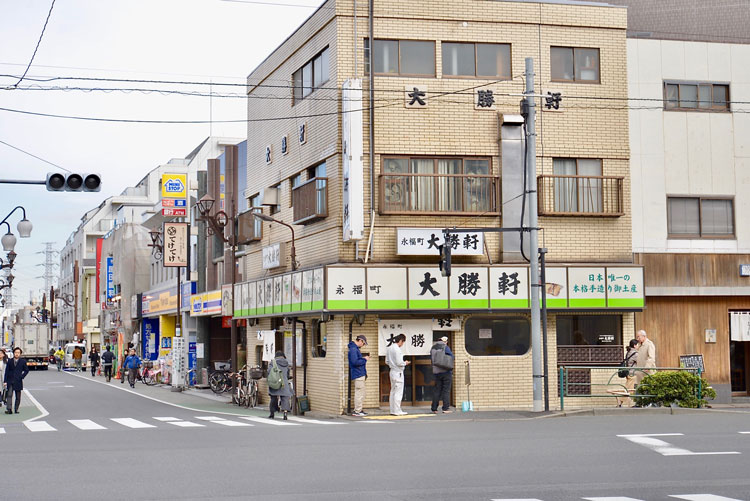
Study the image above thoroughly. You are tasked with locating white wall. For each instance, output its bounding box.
[629,38,750,253]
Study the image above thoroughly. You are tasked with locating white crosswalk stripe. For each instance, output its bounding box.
[670,496,743,501]
[240,416,300,426]
[69,419,107,430]
[285,416,344,425]
[492,495,743,501]
[0,428,5,434]
[110,418,156,429]
[194,416,253,427]
[153,417,180,422]
[24,421,56,432]
[584,498,646,501]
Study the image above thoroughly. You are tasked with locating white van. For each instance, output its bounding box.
[63,343,87,371]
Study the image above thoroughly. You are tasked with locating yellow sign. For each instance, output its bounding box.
[161,173,187,199]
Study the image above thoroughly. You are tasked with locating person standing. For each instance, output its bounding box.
[123,349,141,388]
[430,336,455,414]
[72,346,83,372]
[617,339,639,407]
[347,335,369,417]
[634,329,656,385]
[267,351,293,420]
[5,347,29,414]
[0,349,7,409]
[89,348,100,377]
[54,347,65,372]
[101,346,115,382]
[386,334,410,416]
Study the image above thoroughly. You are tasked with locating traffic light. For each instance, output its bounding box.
[439,243,452,278]
[46,172,101,192]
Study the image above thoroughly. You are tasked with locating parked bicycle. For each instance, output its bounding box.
[140,360,161,386]
[231,366,249,406]
[209,370,231,394]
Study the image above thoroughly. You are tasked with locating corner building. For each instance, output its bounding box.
[241,0,637,414]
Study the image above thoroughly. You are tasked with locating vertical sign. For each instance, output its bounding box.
[342,79,364,241]
[291,272,302,312]
[95,238,103,303]
[161,173,188,217]
[106,257,114,301]
[163,222,188,267]
[172,336,187,387]
[282,275,292,313]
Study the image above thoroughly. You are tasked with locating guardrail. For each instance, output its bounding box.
[558,365,703,411]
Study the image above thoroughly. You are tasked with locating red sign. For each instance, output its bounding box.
[222,316,245,328]
[162,208,187,217]
[95,238,103,303]
[162,199,176,207]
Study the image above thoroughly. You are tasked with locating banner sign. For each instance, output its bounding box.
[396,228,484,256]
[190,290,222,317]
[377,319,433,356]
[163,222,188,267]
[106,257,114,300]
[161,173,188,217]
[342,79,364,241]
[261,330,276,362]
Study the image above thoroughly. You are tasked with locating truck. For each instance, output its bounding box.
[12,322,52,370]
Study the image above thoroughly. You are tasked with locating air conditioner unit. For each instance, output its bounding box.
[262,187,279,206]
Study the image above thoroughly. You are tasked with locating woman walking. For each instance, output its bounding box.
[0,349,7,409]
[617,339,639,407]
[267,350,293,421]
[89,347,100,377]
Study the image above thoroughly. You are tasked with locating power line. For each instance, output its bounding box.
[0,139,71,173]
[12,0,57,88]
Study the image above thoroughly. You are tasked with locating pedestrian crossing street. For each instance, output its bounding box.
[491,495,744,501]
[0,415,349,434]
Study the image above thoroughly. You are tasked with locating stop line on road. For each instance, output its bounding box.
[491,495,742,501]
[617,433,741,456]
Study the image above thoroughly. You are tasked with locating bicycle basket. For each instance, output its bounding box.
[142,360,153,369]
[249,367,263,380]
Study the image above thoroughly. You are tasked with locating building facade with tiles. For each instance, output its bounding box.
[238,0,637,414]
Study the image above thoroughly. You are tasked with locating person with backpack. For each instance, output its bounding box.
[267,351,292,420]
[101,346,115,382]
[386,333,410,416]
[430,336,454,414]
[617,339,639,407]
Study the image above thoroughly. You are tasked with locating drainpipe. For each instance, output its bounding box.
[347,316,355,415]
[296,319,307,395]
[367,0,375,259]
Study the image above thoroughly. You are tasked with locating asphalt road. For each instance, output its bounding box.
[4,369,750,501]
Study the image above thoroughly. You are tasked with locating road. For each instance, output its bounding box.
[3,368,750,501]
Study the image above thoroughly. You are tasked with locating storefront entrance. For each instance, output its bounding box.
[379,331,454,408]
[730,312,750,395]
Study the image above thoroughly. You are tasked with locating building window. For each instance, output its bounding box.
[464,316,530,356]
[550,47,600,83]
[311,320,327,358]
[442,42,511,78]
[365,39,435,76]
[667,196,734,238]
[290,173,303,207]
[552,158,602,213]
[664,82,729,111]
[292,161,327,224]
[556,315,622,347]
[380,156,495,214]
[292,47,330,104]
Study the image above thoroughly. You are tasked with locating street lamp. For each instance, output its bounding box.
[0,251,16,270]
[0,273,14,290]
[252,213,299,271]
[148,229,164,261]
[1,206,33,252]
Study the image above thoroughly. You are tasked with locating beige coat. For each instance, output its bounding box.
[637,338,656,368]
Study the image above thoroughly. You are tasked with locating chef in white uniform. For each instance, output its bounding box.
[386,333,410,416]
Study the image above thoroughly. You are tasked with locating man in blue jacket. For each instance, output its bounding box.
[123,349,141,388]
[348,335,369,417]
[5,347,29,414]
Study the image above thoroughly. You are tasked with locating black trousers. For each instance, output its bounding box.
[6,386,22,412]
[269,395,291,414]
[103,364,113,381]
[431,372,452,411]
[91,364,98,376]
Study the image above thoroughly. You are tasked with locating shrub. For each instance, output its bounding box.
[635,371,716,408]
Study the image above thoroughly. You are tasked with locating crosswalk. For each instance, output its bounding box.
[491,495,743,501]
[0,414,350,435]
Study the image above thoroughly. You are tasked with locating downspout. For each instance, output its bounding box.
[347,316,355,415]
[367,0,375,261]
[297,319,307,395]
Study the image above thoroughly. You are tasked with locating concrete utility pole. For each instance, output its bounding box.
[525,57,543,412]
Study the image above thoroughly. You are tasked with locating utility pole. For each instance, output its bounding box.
[525,57,543,412]
[37,242,59,297]
[73,260,80,342]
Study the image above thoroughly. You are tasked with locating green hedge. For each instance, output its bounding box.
[635,371,716,408]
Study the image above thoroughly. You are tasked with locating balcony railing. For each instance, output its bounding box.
[379,173,499,215]
[557,345,625,366]
[538,175,624,217]
[292,177,327,224]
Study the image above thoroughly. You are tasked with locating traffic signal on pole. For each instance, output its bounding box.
[439,243,452,278]
[46,172,101,192]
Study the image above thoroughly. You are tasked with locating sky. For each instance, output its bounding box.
[0,0,322,311]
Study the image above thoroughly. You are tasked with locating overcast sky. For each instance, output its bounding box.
[0,0,322,311]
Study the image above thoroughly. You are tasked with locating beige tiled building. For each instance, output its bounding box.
[238,0,638,414]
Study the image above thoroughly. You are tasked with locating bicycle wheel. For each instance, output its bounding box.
[142,370,152,386]
[247,383,257,408]
[209,371,225,394]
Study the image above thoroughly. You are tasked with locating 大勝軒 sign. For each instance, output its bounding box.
[396,228,484,256]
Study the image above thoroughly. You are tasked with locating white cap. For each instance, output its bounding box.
[440,336,448,342]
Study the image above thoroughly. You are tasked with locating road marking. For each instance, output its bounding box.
[240,416,300,426]
[69,419,106,430]
[153,417,180,422]
[0,428,5,434]
[167,421,205,428]
[194,416,252,427]
[64,385,75,388]
[24,421,56,432]
[670,496,743,501]
[617,434,740,456]
[111,418,156,429]
[22,389,49,423]
[362,413,435,420]
[584,498,645,501]
[738,432,750,434]
[490,498,544,501]
[285,416,344,425]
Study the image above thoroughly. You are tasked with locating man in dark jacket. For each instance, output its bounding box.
[347,335,369,417]
[5,347,29,414]
[101,346,115,382]
[123,349,141,388]
[89,348,100,377]
[430,336,454,414]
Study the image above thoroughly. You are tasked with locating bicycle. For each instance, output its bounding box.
[184,367,196,387]
[209,370,231,394]
[247,365,263,408]
[140,360,160,386]
[231,366,249,406]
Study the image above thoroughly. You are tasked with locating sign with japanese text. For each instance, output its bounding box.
[262,243,284,269]
[301,271,313,311]
[222,284,233,316]
[396,228,484,256]
[106,257,114,300]
[162,222,188,267]
[261,330,275,362]
[161,173,188,217]
[450,267,489,309]
[312,268,324,310]
[342,79,364,242]
[490,267,529,308]
[543,267,568,308]
[256,281,265,314]
[568,267,606,308]
[405,85,428,108]
[190,290,221,317]
[273,276,283,314]
[283,330,304,367]
[366,268,407,310]
[378,319,432,356]
[282,274,292,313]
[242,282,253,317]
[233,284,243,318]
[408,267,448,309]
[291,272,302,312]
[264,279,274,315]
[606,267,644,308]
[327,267,366,310]
[475,88,497,110]
[432,317,462,331]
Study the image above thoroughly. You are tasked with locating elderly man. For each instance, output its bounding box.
[634,329,656,385]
